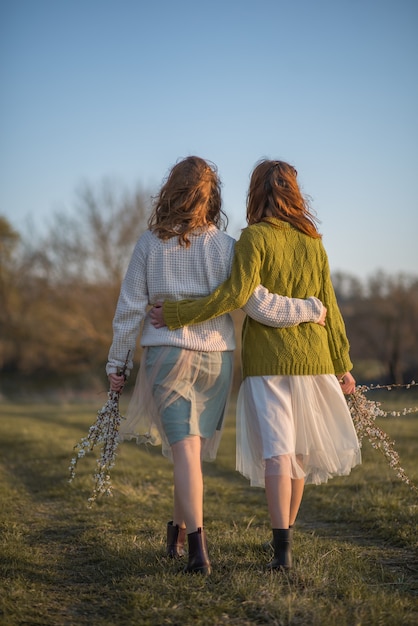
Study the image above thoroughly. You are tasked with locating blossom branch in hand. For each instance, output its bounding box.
[108,373,126,392]
[337,371,356,395]
[347,382,418,492]
[69,351,130,505]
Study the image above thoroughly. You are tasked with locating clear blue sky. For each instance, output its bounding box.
[1,0,417,277]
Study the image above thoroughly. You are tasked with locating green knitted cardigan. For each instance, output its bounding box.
[163,218,353,379]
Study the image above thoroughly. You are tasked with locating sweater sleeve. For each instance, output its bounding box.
[106,238,149,376]
[163,227,262,329]
[319,249,353,374]
[243,286,324,327]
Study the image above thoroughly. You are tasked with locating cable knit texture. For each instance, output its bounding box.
[107,226,323,375]
[163,219,353,378]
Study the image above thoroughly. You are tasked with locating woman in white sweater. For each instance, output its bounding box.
[107,156,325,575]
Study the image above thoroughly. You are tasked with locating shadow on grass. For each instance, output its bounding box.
[0,402,110,435]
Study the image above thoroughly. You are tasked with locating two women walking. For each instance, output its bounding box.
[107,155,360,575]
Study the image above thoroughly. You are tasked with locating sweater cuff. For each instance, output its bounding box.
[333,356,353,375]
[307,297,324,322]
[106,362,131,377]
[163,301,184,330]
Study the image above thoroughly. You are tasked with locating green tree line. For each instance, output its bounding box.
[1,180,417,397]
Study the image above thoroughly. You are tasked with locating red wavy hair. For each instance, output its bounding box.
[246,159,321,239]
[148,156,227,246]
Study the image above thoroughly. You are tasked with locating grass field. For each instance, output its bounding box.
[1,390,417,625]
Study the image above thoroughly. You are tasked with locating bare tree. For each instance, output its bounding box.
[0,179,152,387]
[338,271,418,383]
[43,177,150,285]
[0,217,22,370]
[3,201,417,394]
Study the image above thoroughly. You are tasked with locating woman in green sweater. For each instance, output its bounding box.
[151,159,361,571]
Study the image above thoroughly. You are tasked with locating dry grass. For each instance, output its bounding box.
[0,393,417,625]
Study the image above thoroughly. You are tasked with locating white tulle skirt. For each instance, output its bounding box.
[236,375,361,487]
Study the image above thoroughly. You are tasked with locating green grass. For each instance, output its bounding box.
[1,391,417,625]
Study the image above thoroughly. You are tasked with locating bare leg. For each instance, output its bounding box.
[172,485,186,529]
[265,454,305,528]
[265,455,296,528]
[289,455,305,526]
[289,477,304,526]
[171,435,203,534]
[264,456,297,570]
[265,473,292,528]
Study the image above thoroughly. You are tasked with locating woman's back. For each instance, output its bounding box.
[144,227,236,302]
[115,226,238,355]
[239,219,350,378]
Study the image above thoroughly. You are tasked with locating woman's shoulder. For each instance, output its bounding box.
[205,225,235,240]
[132,228,156,250]
[247,220,324,244]
[135,228,155,243]
[137,227,237,257]
[203,226,236,248]
[130,229,165,261]
[236,223,270,245]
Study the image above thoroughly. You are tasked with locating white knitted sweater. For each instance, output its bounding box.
[107,227,323,375]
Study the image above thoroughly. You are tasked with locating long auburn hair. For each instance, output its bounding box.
[148,156,227,246]
[246,159,321,239]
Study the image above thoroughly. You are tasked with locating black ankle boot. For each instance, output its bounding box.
[266,528,292,570]
[262,525,294,552]
[183,528,211,575]
[166,521,186,558]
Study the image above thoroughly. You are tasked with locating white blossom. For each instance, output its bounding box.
[347,382,418,492]
[69,390,125,505]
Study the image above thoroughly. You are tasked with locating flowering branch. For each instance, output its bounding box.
[68,352,130,506]
[68,390,125,505]
[346,381,418,492]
